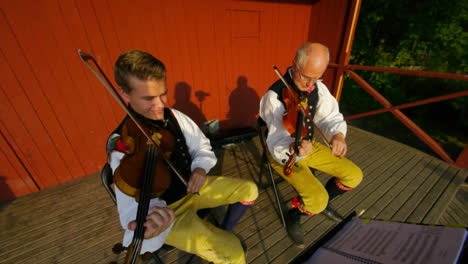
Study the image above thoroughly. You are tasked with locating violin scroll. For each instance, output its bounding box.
[283,157,295,176]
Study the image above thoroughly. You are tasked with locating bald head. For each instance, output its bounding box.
[292,42,329,91]
[294,42,329,71]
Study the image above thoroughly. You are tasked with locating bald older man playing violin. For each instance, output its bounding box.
[259,42,363,247]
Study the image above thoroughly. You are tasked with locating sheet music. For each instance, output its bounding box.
[305,217,467,264]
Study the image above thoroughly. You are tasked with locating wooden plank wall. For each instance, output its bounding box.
[0,0,352,200]
[0,131,38,199]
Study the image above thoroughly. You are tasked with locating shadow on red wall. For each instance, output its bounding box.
[221,76,260,130]
[0,176,16,204]
[172,82,207,129]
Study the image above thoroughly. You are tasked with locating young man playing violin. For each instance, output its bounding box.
[107,49,258,263]
[259,42,363,247]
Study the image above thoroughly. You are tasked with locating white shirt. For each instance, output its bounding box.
[108,108,217,253]
[259,75,347,164]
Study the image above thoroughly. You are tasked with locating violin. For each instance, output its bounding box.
[114,116,174,199]
[78,50,189,264]
[280,80,308,138]
[115,122,167,264]
[272,66,332,177]
[112,115,181,264]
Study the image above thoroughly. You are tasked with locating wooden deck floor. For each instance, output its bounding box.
[0,127,466,264]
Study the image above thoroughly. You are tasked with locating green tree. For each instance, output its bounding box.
[341,0,468,160]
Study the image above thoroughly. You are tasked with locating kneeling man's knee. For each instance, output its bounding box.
[240,181,258,204]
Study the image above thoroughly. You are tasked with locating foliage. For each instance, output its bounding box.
[341,0,468,160]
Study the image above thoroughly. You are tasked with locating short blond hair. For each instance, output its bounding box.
[114,50,166,93]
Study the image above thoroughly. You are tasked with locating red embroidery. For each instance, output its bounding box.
[291,196,301,208]
[291,196,315,216]
[115,138,129,153]
[299,208,315,216]
[335,178,353,191]
[240,200,255,205]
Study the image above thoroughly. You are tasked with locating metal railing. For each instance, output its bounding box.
[329,63,468,168]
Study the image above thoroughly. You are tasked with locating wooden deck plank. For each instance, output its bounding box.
[0,197,114,250]
[377,157,437,220]
[1,126,466,264]
[0,197,113,249]
[244,181,303,262]
[406,164,457,224]
[0,183,103,229]
[391,162,450,222]
[344,134,384,165]
[423,168,466,224]
[357,152,422,219]
[444,205,467,226]
[448,198,468,225]
[270,223,319,264]
[337,148,414,214]
[361,153,426,219]
[64,232,123,264]
[439,212,456,226]
[36,220,121,264]
[0,189,115,257]
[6,208,119,263]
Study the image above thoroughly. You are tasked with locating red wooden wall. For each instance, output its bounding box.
[0,0,354,201]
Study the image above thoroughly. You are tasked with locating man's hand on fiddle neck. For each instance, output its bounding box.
[289,140,313,157]
[128,206,175,239]
[187,167,207,193]
[331,133,347,157]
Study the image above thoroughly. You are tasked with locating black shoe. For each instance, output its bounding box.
[322,207,344,222]
[325,178,347,202]
[285,208,305,248]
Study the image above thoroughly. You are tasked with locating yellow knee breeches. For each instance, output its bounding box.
[268,142,362,214]
[166,176,258,264]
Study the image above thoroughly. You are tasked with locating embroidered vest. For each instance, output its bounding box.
[269,68,319,140]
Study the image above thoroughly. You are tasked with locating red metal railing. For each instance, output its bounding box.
[329,63,468,168]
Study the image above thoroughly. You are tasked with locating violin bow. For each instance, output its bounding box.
[273,66,332,149]
[77,49,188,187]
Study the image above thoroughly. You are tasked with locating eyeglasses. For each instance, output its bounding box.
[294,67,322,83]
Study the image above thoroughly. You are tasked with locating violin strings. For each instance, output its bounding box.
[131,144,158,258]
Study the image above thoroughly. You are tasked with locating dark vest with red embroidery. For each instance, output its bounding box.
[269,67,319,140]
[111,108,192,205]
